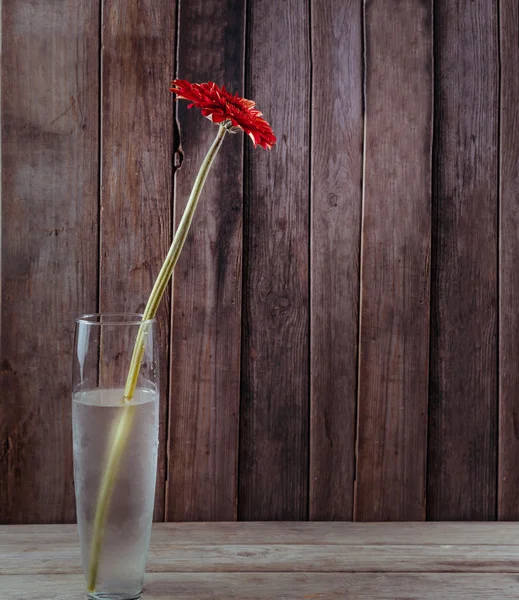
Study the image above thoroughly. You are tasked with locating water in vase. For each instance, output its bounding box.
[72,387,159,600]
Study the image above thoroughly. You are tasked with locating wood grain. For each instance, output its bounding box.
[0,0,99,523]
[239,0,311,520]
[5,573,519,600]
[1,0,515,524]
[309,0,363,520]
[6,523,519,576]
[99,0,176,520]
[4,523,519,600]
[498,0,519,520]
[6,542,519,575]
[354,0,433,521]
[167,0,245,522]
[427,0,499,520]
[6,521,519,549]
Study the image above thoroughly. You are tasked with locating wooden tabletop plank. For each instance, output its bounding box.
[4,573,519,600]
[4,543,519,576]
[3,524,519,576]
[147,544,519,574]
[3,522,519,547]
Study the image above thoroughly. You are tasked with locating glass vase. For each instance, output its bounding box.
[72,313,159,600]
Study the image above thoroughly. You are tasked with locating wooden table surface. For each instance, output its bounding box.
[2,522,519,599]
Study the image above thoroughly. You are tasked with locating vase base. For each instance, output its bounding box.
[87,593,141,600]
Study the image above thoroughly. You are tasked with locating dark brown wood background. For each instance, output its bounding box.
[1,0,519,523]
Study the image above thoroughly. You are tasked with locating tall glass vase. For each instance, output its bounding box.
[72,314,159,600]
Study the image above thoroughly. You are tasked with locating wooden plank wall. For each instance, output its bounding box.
[1,0,99,523]
[99,0,175,522]
[355,0,432,522]
[309,0,362,521]
[168,0,245,522]
[239,0,310,521]
[498,0,519,520]
[1,0,518,523]
[428,0,499,521]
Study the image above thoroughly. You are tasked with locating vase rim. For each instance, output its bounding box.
[75,312,156,326]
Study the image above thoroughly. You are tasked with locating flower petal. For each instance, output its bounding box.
[170,79,276,150]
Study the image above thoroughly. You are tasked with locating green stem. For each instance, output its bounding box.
[87,125,227,593]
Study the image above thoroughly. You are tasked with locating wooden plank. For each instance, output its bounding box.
[309,0,363,520]
[6,523,519,575]
[354,0,433,520]
[4,573,519,600]
[167,0,245,522]
[141,544,519,574]
[5,522,519,549]
[0,0,99,523]
[7,542,519,575]
[427,0,499,520]
[498,0,519,519]
[239,0,311,520]
[147,521,519,546]
[99,0,176,520]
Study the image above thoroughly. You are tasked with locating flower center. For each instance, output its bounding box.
[221,119,241,134]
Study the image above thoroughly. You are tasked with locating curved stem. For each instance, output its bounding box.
[87,125,227,592]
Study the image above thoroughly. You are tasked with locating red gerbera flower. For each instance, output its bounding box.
[170,79,276,150]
